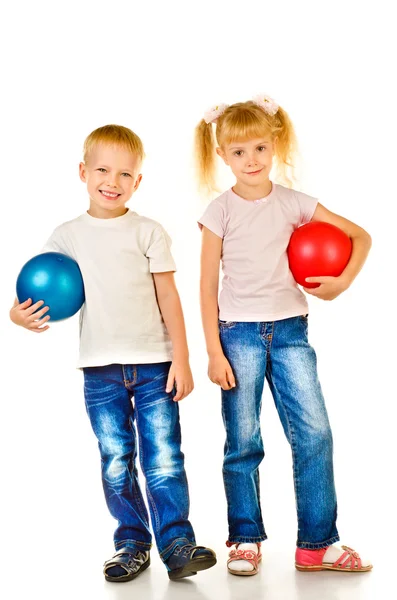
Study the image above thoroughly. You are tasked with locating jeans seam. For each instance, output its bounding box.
[126,411,150,529]
[122,364,137,387]
[132,479,150,529]
[267,321,274,355]
[222,377,266,541]
[146,485,160,535]
[135,408,161,535]
[267,365,302,527]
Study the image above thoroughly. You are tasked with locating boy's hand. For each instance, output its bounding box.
[303,275,351,301]
[208,352,236,391]
[9,298,51,332]
[166,360,194,401]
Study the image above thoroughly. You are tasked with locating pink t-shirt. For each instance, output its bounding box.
[198,182,318,322]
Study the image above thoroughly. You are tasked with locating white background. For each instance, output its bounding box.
[1,1,395,599]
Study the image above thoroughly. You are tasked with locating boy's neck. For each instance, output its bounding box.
[87,206,129,219]
[232,178,272,201]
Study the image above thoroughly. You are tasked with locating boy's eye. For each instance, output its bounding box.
[121,172,131,177]
[97,168,107,173]
[234,151,243,156]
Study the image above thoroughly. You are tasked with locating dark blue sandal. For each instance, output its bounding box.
[103,547,150,582]
[166,544,217,580]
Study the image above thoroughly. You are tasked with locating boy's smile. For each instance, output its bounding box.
[100,190,120,199]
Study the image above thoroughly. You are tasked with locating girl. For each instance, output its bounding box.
[195,95,372,575]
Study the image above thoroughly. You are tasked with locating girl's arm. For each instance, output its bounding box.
[304,203,372,300]
[152,271,193,401]
[200,227,235,389]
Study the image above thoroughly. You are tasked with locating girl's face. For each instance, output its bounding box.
[217,137,275,187]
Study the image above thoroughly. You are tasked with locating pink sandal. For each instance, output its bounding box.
[227,542,262,576]
[295,545,373,572]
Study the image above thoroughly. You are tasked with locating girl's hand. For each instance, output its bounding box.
[303,275,351,301]
[208,353,236,390]
[166,360,194,402]
[9,298,51,332]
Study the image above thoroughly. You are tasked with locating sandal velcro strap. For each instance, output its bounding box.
[103,547,149,581]
[105,546,146,563]
[167,543,217,580]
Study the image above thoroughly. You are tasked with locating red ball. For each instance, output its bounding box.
[287,222,352,288]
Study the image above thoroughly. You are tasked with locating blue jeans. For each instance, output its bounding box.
[83,362,196,561]
[219,316,339,549]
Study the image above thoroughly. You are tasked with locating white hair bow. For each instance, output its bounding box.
[203,94,279,124]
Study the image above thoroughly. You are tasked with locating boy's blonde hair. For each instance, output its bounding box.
[195,100,298,193]
[83,124,145,163]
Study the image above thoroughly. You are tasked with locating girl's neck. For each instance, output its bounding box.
[232,178,272,201]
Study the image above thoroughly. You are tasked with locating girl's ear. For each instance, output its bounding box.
[216,146,229,165]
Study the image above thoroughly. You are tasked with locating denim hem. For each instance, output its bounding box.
[114,539,152,551]
[296,535,340,550]
[227,535,267,544]
[159,536,196,562]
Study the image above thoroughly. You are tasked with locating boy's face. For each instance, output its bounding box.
[79,143,142,218]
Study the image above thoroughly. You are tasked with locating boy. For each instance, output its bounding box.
[10,125,216,582]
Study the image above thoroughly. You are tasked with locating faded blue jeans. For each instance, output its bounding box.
[83,362,196,561]
[219,316,339,549]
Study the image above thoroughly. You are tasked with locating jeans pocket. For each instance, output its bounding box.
[299,314,309,338]
[218,319,237,329]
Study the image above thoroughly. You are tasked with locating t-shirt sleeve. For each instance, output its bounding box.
[197,200,225,238]
[146,225,177,273]
[294,190,318,226]
[40,225,73,256]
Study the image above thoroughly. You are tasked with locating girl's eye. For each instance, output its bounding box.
[257,146,266,151]
[234,151,243,156]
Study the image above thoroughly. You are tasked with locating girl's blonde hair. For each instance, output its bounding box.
[83,124,145,164]
[194,100,298,193]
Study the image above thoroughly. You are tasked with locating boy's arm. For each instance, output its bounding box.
[10,224,69,330]
[152,271,193,401]
[303,202,372,300]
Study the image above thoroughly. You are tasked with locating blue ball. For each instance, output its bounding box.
[16,252,85,322]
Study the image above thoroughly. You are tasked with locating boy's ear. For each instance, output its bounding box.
[134,173,143,192]
[79,162,87,182]
[216,146,229,165]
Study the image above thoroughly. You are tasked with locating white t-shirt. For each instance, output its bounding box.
[198,183,318,322]
[42,209,176,368]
